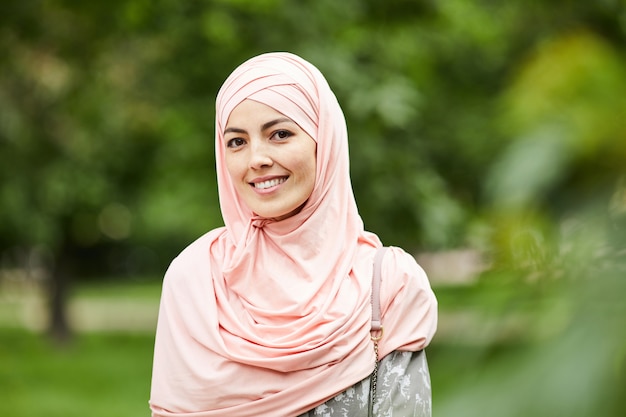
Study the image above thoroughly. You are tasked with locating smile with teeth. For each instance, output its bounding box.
[252,177,288,190]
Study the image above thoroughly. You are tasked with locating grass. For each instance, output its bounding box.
[0,328,155,417]
[0,321,497,417]
[1,276,622,417]
[0,326,460,417]
[73,279,163,300]
[0,279,158,416]
[2,322,623,417]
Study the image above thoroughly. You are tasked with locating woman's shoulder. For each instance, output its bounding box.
[377,245,438,353]
[176,227,225,258]
[164,227,226,281]
[381,246,427,279]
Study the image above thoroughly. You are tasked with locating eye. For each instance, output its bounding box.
[272,130,293,141]
[226,137,246,148]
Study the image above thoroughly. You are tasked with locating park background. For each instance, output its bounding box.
[1,0,625,416]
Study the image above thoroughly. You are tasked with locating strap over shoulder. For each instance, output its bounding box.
[371,246,387,334]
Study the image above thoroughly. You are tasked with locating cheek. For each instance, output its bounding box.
[224,155,243,182]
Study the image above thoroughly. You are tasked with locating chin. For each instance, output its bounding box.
[255,206,304,222]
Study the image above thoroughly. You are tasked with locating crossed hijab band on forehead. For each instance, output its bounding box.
[217,59,319,140]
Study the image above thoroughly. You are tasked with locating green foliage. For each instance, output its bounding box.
[1,1,625,414]
[2,0,623,259]
[433,246,626,417]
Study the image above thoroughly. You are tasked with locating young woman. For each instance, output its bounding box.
[149,52,437,417]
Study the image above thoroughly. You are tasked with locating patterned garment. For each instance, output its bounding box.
[299,350,431,417]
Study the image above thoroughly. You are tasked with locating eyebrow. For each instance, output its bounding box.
[223,126,246,135]
[223,117,294,135]
[262,117,293,131]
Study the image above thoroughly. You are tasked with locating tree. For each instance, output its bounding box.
[1,0,624,351]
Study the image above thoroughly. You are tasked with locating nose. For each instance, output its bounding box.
[248,139,273,169]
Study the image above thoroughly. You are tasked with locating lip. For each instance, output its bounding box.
[248,175,289,194]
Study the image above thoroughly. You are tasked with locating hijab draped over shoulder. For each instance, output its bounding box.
[149,52,437,417]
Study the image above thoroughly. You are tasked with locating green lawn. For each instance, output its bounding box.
[0,328,155,417]
[0,326,472,417]
[1,279,623,417]
[2,325,624,417]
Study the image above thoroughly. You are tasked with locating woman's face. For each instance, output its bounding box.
[224,99,317,221]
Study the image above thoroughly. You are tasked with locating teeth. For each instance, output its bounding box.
[254,177,286,189]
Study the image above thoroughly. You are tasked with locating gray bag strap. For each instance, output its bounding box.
[371,246,387,333]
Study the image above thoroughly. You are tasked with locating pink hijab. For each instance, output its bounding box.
[149,52,437,417]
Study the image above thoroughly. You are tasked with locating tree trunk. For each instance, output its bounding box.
[47,249,73,345]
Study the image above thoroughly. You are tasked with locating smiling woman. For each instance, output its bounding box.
[223,99,317,221]
[149,52,437,417]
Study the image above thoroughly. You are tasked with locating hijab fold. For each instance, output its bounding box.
[150,52,437,417]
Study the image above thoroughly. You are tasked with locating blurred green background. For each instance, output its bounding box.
[1,0,625,416]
